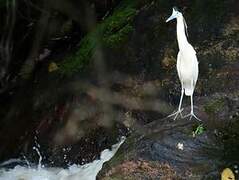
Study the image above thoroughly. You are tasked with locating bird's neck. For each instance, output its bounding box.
[176,16,188,50]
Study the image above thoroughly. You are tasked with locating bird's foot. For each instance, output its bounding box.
[167,108,184,120]
[183,111,201,121]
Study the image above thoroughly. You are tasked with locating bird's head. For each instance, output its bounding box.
[166,7,182,22]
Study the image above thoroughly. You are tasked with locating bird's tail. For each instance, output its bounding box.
[184,85,194,96]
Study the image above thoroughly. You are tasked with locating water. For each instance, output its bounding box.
[0,137,126,180]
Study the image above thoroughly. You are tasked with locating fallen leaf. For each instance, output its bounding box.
[221,168,235,180]
[48,62,58,72]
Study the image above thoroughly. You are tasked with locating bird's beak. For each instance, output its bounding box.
[166,14,176,22]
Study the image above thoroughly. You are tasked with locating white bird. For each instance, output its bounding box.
[166,7,201,121]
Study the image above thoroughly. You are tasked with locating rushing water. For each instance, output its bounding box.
[0,137,126,180]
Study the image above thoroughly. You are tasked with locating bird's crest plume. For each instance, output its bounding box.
[173,6,179,11]
[173,6,189,37]
[183,16,188,37]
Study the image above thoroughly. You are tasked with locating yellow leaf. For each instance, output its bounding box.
[48,62,58,72]
[221,168,235,180]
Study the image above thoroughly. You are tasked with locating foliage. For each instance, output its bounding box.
[192,124,205,137]
[59,0,137,76]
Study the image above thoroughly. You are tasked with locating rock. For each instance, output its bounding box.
[99,101,239,179]
[97,0,239,179]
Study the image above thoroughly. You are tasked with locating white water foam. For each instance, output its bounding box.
[0,137,125,180]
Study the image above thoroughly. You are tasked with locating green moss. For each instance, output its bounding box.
[103,24,134,48]
[204,98,225,115]
[59,0,138,76]
[60,34,97,75]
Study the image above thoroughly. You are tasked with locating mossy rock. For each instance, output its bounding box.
[98,117,226,179]
[59,0,139,76]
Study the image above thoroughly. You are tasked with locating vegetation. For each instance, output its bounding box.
[59,0,138,76]
[192,124,205,137]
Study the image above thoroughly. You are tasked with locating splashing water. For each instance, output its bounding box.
[32,146,43,170]
[0,137,126,180]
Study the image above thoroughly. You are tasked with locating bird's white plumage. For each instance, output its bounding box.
[175,12,199,96]
[177,44,198,96]
[166,7,201,121]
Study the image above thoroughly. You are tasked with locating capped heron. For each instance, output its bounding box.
[166,7,201,121]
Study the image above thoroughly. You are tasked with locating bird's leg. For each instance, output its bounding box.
[178,88,184,117]
[167,88,184,120]
[183,94,201,121]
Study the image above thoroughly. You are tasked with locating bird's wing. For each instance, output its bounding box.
[188,44,199,86]
[177,47,199,90]
[176,51,182,83]
[192,54,199,86]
